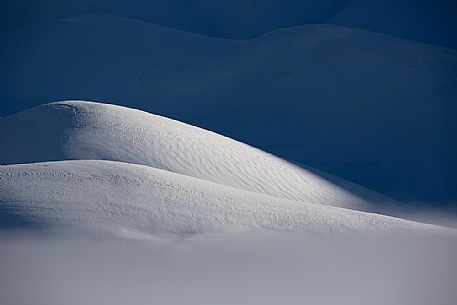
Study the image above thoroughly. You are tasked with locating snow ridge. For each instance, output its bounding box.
[1,101,450,237]
[1,101,396,212]
[0,160,436,237]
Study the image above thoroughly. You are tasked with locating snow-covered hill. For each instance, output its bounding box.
[0,160,438,237]
[1,101,399,213]
[1,101,447,237]
[1,14,456,204]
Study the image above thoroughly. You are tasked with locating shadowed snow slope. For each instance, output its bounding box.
[0,160,437,237]
[0,0,348,38]
[1,0,456,48]
[0,101,398,213]
[331,0,457,49]
[1,14,456,205]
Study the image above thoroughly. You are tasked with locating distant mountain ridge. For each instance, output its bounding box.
[0,0,349,36]
[1,0,456,48]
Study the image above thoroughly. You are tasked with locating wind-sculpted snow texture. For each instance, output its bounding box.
[0,101,451,237]
[0,160,436,237]
[1,14,456,205]
[1,101,397,213]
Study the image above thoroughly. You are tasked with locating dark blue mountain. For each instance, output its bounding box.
[1,0,456,48]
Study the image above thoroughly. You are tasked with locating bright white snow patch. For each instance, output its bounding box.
[0,160,437,237]
[0,101,398,213]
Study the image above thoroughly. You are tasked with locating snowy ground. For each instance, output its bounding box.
[1,101,400,213]
[1,160,439,237]
[2,101,445,236]
[1,101,456,305]
[1,101,454,233]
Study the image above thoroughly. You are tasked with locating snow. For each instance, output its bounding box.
[1,159,439,238]
[331,0,457,49]
[0,0,349,38]
[2,0,455,48]
[1,14,456,204]
[1,101,401,213]
[1,101,450,237]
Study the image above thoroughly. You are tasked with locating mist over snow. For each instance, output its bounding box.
[1,232,457,305]
[1,101,455,305]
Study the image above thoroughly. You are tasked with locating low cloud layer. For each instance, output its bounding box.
[1,232,456,305]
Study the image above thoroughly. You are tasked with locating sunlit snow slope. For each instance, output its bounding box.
[0,160,435,237]
[0,101,450,236]
[0,101,396,212]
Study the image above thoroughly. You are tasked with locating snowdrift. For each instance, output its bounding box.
[1,101,396,212]
[1,14,456,204]
[1,101,447,236]
[0,160,435,237]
